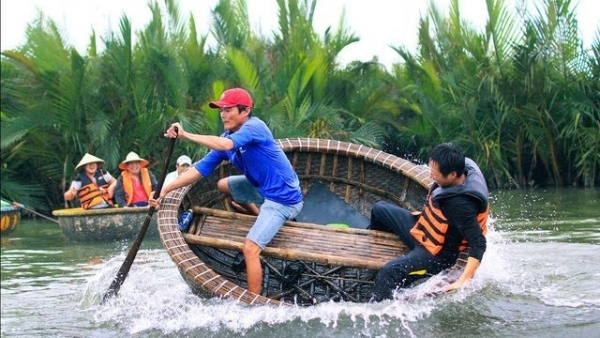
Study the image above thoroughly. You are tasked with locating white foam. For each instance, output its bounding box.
[83,222,598,335]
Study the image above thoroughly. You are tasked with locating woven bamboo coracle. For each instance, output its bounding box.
[158,138,461,306]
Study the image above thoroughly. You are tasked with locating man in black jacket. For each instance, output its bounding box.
[370,143,489,301]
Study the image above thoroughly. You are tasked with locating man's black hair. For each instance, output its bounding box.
[237,105,252,116]
[428,143,465,176]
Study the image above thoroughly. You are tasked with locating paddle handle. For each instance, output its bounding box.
[101,127,178,303]
[14,203,59,224]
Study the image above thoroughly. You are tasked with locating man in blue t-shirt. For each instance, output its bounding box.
[151,88,304,295]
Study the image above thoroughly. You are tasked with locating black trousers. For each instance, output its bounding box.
[369,201,457,301]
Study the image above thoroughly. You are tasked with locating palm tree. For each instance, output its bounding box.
[2,13,106,207]
[209,0,372,141]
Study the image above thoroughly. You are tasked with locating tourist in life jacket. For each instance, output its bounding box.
[369,143,489,302]
[114,152,158,207]
[63,153,117,209]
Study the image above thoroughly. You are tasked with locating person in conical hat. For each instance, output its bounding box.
[114,151,157,207]
[64,153,117,209]
[118,151,150,170]
[75,153,105,171]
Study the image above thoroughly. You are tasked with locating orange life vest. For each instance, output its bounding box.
[410,158,489,255]
[77,169,113,209]
[121,168,153,206]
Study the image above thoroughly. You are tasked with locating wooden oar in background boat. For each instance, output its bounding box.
[12,202,59,224]
[101,128,178,304]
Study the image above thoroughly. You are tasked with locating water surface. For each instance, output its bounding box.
[1,188,599,337]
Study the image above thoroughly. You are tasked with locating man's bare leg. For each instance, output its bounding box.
[231,201,259,215]
[217,178,259,215]
[243,239,262,294]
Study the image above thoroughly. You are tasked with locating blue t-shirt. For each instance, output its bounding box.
[194,117,302,205]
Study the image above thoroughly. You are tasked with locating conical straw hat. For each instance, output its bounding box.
[119,151,149,170]
[75,153,105,171]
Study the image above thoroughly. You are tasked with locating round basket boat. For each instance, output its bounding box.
[52,206,158,242]
[1,203,21,235]
[158,138,467,306]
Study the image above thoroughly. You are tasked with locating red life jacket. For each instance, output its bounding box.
[121,168,152,206]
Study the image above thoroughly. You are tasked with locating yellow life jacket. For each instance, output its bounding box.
[77,169,113,209]
[410,158,489,255]
[121,168,152,206]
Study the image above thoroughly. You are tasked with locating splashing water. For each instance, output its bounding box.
[77,190,600,338]
[4,189,597,337]
[82,225,521,337]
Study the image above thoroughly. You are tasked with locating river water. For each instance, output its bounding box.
[1,188,599,337]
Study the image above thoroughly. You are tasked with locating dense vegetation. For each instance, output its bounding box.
[1,0,598,211]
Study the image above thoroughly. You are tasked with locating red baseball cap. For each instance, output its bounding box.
[208,88,253,108]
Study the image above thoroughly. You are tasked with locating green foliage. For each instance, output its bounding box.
[388,0,597,188]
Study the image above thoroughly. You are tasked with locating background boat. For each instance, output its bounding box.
[1,199,20,235]
[157,138,458,306]
[52,206,158,242]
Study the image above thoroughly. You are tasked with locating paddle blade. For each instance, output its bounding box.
[101,129,177,303]
[101,208,156,304]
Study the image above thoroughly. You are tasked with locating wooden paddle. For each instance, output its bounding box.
[101,128,177,304]
[12,202,59,224]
